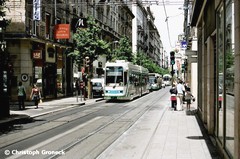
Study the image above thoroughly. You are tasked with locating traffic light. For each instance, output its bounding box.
[184,59,188,71]
[170,51,175,65]
[171,70,175,76]
[8,62,14,77]
[98,61,102,68]
[85,56,90,67]
[182,63,185,71]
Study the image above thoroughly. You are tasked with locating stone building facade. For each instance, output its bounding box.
[4,0,134,100]
[188,0,240,158]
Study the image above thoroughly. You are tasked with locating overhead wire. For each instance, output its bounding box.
[162,0,174,49]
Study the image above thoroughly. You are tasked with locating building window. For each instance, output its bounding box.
[216,5,224,144]
[225,0,234,157]
[45,13,51,39]
[216,1,235,157]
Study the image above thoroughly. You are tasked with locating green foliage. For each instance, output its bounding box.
[0,0,6,17]
[112,36,133,62]
[68,16,110,64]
[134,52,168,75]
[226,49,234,69]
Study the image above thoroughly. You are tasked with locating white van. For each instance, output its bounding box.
[91,78,104,97]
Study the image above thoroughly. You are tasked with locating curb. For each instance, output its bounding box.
[1,98,105,128]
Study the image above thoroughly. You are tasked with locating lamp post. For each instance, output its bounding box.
[0,18,9,117]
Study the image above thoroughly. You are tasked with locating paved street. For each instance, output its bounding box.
[0,89,221,159]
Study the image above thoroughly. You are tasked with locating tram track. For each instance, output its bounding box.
[97,88,170,159]
[54,89,170,159]
[1,88,170,159]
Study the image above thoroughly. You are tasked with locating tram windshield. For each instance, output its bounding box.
[149,76,156,84]
[106,66,124,85]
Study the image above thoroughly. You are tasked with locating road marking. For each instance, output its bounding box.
[6,116,102,159]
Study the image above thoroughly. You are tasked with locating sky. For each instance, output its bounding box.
[150,1,185,53]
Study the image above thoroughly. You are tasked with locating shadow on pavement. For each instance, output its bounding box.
[192,114,223,159]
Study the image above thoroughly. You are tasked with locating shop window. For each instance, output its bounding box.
[216,5,224,144]
[225,0,234,157]
[216,1,235,157]
[45,13,51,39]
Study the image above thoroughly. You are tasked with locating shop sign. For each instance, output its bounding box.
[21,74,29,82]
[32,50,42,59]
[71,18,87,32]
[33,0,41,21]
[54,24,70,39]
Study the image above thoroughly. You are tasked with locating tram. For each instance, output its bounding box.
[163,74,172,86]
[148,73,162,91]
[104,60,149,100]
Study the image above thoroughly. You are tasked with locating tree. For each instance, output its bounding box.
[68,16,110,99]
[112,36,133,62]
[69,16,110,65]
[134,52,168,75]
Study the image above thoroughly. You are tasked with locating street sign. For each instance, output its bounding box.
[181,41,187,49]
[33,0,41,20]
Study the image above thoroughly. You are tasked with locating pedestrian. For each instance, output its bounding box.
[176,80,185,110]
[185,82,191,92]
[185,90,194,110]
[157,76,163,89]
[17,81,26,110]
[30,84,41,109]
[170,84,177,110]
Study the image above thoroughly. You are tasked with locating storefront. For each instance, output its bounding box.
[191,0,236,158]
[215,1,235,157]
[32,42,67,99]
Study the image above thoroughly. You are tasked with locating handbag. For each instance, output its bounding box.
[170,96,177,101]
[192,97,195,102]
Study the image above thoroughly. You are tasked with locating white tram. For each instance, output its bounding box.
[104,60,149,100]
[163,74,172,86]
[148,73,162,91]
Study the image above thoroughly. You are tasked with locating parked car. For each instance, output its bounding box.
[91,78,104,97]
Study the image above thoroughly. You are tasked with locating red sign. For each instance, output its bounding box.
[54,24,70,39]
[32,50,42,59]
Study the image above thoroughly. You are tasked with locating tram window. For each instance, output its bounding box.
[106,66,124,84]
[129,74,134,84]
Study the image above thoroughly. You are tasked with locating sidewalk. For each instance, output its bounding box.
[98,100,221,159]
[0,96,104,127]
[1,95,221,159]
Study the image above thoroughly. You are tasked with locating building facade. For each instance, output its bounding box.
[4,0,134,100]
[188,0,239,158]
[132,2,164,69]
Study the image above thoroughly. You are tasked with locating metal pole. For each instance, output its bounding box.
[76,89,78,102]
[80,88,82,101]
[171,64,174,85]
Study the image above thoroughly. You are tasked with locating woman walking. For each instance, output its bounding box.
[17,82,26,110]
[30,84,41,109]
[185,90,193,110]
